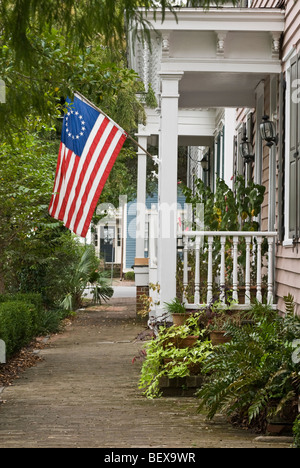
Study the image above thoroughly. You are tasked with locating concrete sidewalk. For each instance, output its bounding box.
[84,279,136,300]
[0,297,292,448]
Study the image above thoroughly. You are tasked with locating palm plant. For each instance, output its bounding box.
[89,269,114,305]
[61,246,113,311]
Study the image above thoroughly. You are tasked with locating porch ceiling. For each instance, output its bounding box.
[179,71,267,108]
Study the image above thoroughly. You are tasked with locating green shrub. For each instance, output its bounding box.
[0,293,43,334]
[124,271,135,281]
[0,292,43,308]
[0,301,39,358]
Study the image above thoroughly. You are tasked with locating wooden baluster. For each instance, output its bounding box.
[183,235,189,304]
[267,236,274,305]
[245,236,251,305]
[194,235,201,304]
[207,236,214,304]
[232,236,239,303]
[256,236,263,303]
[220,236,226,304]
[252,240,256,270]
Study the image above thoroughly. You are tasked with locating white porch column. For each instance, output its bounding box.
[134,134,150,316]
[157,72,183,318]
[135,134,148,259]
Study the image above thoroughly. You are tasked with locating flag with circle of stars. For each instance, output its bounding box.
[61,96,100,157]
[49,94,127,238]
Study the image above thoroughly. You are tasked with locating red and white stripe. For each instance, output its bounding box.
[49,113,127,238]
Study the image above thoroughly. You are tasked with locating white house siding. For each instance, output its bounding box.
[249,0,300,314]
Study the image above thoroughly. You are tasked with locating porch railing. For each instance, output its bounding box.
[179,231,277,310]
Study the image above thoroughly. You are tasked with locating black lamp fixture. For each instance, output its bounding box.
[240,133,255,164]
[200,149,210,172]
[260,115,279,147]
[239,125,255,164]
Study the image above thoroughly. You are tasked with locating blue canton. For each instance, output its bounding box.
[61,96,100,157]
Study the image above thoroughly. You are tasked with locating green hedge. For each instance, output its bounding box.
[0,299,41,358]
[0,293,43,334]
[0,292,43,309]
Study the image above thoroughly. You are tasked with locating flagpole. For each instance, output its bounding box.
[125,133,157,161]
[75,91,156,161]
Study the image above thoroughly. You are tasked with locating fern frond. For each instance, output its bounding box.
[284,293,295,315]
[248,388,269,422]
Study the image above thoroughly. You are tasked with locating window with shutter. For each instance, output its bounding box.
[289,55,300,240]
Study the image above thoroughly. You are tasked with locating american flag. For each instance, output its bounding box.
[49,94,127,238]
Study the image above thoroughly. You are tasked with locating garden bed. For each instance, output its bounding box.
[159,375,203,397]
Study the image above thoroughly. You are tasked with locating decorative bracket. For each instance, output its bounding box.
[271,32,281,58]
[216,31,228,57]
[162,33,170,57]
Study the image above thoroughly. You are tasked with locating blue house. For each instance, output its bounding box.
[126,188,186,270]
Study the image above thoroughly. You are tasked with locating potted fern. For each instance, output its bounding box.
[164,297,192,326]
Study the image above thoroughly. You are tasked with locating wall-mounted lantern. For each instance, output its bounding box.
[260,115,279,147]
[200,149,210,172]
[239,133,255,164]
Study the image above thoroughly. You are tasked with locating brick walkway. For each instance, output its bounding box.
[0,297,292,448]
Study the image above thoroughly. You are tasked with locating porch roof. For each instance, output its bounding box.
[129,7,285,108]
[143,7,285,33]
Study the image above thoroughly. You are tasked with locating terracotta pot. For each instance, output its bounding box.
[266,398,298,436]
[176,335,199,349]
[163,335,199,349]
[210,330,231,346]
[172,312,192,326]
